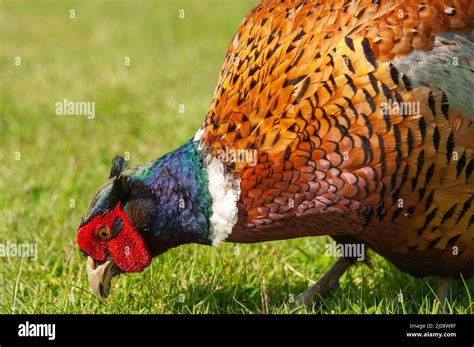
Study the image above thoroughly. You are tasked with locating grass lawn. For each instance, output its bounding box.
[1,0,473,314]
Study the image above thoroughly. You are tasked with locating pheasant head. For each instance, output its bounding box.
[77,140,237,298]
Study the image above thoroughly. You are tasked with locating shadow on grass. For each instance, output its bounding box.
[163,263,473,314]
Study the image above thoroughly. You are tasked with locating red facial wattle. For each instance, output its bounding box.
[77,203,151,272]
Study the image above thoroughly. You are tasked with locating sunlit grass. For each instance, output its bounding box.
[1,0,473,314]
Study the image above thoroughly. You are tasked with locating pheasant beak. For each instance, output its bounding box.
[86,256,119,299]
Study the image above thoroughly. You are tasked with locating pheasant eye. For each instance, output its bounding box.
[96,225,112,241]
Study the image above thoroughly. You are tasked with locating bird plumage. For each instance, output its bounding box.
[78,0,474,298]
[196,0,474,277]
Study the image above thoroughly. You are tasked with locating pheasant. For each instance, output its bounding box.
[77,0,474,304]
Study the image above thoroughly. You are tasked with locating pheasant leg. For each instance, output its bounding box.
[436,277,450,305]
[296,257,353,307]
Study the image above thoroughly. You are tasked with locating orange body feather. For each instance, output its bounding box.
[197,0,474,277]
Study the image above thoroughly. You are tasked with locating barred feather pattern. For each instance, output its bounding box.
[197,0,474,277]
